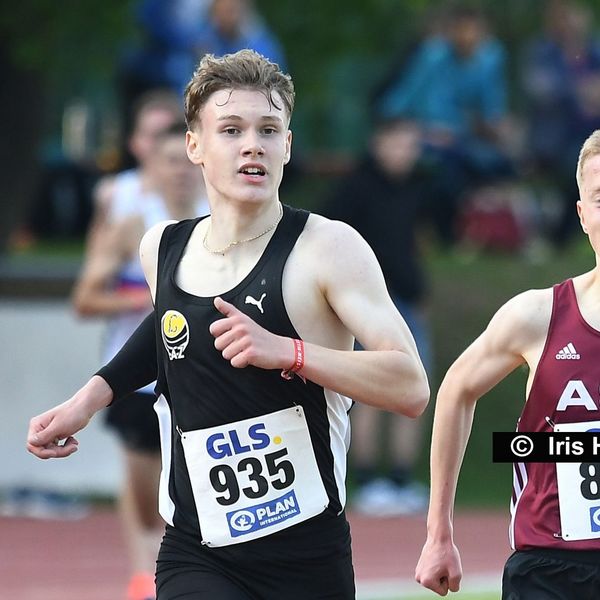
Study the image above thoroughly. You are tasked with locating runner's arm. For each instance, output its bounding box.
[72,217,151,316]
[303,219,429,415]
[205,217,429,416]
[415,289,550,595]
[95,311,158,403]
[27,308,158,459]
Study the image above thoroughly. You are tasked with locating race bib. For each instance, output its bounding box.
[180,405,329,547]
[555,420,600,541]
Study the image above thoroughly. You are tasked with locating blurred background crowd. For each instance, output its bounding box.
[3,0,600,257]
[2,0,600,518]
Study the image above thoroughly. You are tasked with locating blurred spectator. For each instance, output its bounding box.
[195,0,286,70]
[87,89,183,250]
[24,159,98,243]
[14,101,101,247]
[118,0,210,109]
[325,118,433,516]
[373,6,514,245]
[116,0,209,168]
[521,0,600,246]
[117,0,286,168]
[73,110,205,600]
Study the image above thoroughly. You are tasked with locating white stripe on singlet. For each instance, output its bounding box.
[509,461,529,549]
[324,389,353,513]
[154,394,176,526]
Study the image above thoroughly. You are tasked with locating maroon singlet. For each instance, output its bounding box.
[511,279,600,550]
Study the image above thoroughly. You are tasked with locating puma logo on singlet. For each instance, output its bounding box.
[245,293,267,314]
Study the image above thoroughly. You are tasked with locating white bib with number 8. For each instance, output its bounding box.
[555,420,600,541]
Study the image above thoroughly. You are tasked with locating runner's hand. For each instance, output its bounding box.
[415,538,462,596]
[26,376,113,459]
[27,402,86,459]
[210,297,295,370]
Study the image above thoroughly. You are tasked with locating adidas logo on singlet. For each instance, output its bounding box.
[555,342,580,360]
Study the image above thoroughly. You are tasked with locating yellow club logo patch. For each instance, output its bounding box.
[161,310,190,360]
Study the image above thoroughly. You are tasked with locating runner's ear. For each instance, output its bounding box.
[186,130,203,165]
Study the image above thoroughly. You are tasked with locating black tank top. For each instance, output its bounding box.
[153,204,351,560]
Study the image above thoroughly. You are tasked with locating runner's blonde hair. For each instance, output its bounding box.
[576,129,600,190]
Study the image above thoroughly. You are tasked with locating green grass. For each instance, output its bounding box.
[359,587,499,600]
[393,594,497,600]
[10,238,85,258]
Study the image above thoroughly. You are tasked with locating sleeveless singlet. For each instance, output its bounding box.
[152,204,352,559]
[109,169,163,222]
[103,170,209,393]
[511,279,600,551]
[103,171,169,394]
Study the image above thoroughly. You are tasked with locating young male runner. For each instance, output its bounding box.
[415,129,600,598]
[28,50,429,599]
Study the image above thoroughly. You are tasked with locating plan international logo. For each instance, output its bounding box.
[227,491,300,538]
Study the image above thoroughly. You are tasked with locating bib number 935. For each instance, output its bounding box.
[209,448,295,506]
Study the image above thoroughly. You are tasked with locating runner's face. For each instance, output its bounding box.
[130,108,177,166]
[154,135,203,210]
[186,88,291,207]
[578,154,600,257]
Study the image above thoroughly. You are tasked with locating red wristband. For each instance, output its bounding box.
[281,339,305,381]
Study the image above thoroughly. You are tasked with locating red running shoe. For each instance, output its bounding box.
[127,572,155,600]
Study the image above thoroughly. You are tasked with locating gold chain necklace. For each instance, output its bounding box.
[203,203,283,255]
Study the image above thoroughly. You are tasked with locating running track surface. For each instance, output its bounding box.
[0,509,510,599]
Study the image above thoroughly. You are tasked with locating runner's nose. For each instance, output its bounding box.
[242,131,265,157]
